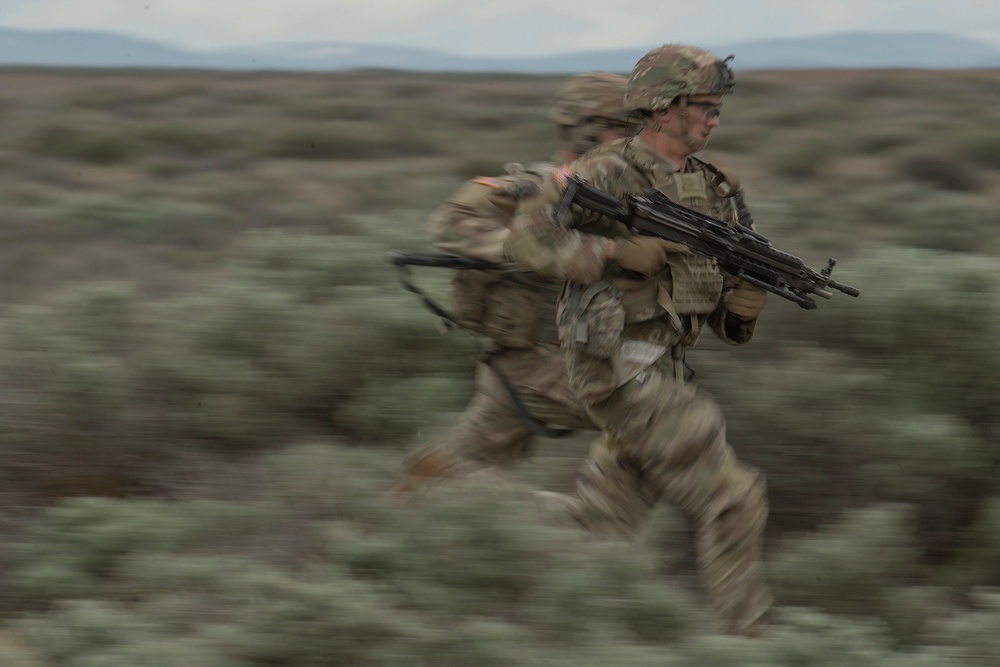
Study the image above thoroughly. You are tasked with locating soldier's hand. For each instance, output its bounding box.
[727,280,767,320]
[610,237,686,275]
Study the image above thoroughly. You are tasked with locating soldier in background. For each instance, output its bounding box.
[391,72,640,494]
[504,44,772,637]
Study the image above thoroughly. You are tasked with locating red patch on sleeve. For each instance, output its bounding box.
[552,165,574,189]
[471,177,506,189]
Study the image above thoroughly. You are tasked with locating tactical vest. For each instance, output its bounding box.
[430,164,561,349]
[608,144,739,330]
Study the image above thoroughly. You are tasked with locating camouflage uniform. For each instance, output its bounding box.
[504,45,771,636]
[393,73,637,493]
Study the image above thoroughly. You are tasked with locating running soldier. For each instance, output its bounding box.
[504,44,772,637]
[392,72,640,494]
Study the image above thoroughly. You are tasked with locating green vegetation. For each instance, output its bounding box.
[0,65,999,664]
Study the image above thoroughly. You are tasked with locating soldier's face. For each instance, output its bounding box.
[661,94,724,146]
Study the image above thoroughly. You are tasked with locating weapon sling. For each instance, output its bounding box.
[389,251,576,439]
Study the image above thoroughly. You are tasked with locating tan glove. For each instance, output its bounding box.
[727,280,768,320]
[609,237,688,275]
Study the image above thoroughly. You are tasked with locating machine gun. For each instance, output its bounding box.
[554,175,860,309]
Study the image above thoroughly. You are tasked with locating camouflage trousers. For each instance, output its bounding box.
[560,348,772,637]
[392,347,596,495]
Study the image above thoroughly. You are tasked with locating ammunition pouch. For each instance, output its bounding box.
[452,270,560,348]
[557,280,625,358]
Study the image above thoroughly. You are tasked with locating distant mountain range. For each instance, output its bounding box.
[3,28,1000,72]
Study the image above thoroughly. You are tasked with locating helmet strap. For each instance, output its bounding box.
[647,96,707,153]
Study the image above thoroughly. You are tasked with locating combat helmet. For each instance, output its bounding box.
[549,71,631,126]
[549,71,637,157]
[624,44,735,113]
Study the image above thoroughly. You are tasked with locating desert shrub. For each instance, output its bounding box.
[842,76,927,101]
[4,448,698,665]
[768,504,919,616]
[136,275,474,446]
[806,249,1000,432]
[132,124,238,157]
[518,540,694,644]
[250,202,360,234]
[0,641,37,667]
[706,127,760,153]
[136,283,335,446]
[10,498,265,603]
[952,498,1000,588]
[764,105,847,130]
[456,115,517,131]
[832,183,1000,253]
[745,193,860,258]
[4,443,391,596]
[389,82,439,99]
[60,197,238,246]
[949,126,1000,170]
[646,609,902,667]
[0,445,991,667]
[569,609,926,667]
[266,131,386,160]
[336,375,470,441]
[895,146,986,192]
[758,609,897,667]
[285,100,382,121]
[686,250,1000,586]
[0,285,169,497]
[768,140,836,180]
[0,236,480,500]
[920,591,1000,666]
[340,465,683,630]
[730,79,781,98]
[27,125,137,164]
[878,586,956,646]
[68,84,209,110]
[698,345,889,528]
[14,571,414,667]
[226,233,390,299]
[853,127,915,155]
[856,415,992,562]
[266,130,443,160]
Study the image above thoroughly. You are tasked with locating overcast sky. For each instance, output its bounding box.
[4,0,1000,56]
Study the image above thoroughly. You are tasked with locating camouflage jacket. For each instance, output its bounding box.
[427,162,565,352]
[428,162,555,262]
[504,135,761,357]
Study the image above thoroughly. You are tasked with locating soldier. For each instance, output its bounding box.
[504,44,771,637]
[391,72,640,495]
